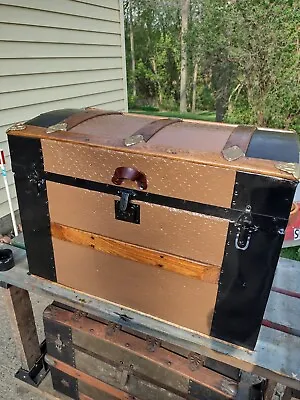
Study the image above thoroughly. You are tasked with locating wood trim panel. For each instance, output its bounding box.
[51,222,221,284]
[44,304,237,399]
[46,355,136,400]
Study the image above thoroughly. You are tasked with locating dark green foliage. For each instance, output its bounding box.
[124,0,300,130]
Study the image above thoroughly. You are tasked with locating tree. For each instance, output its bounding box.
[180,0,190,112]
[123,0,299,131]
[128,0,136,97]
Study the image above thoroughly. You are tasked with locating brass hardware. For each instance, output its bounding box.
[72,310,87,322]
[146,336,161,353]
[276,162,300,180]
[6,122,26,133]
[120,369,129,387]
[221,378,238,396]
[188,352,203,371]
[222,145,245,161]
[124,134,145,147]
[106,322,121,337]
[46,122,68,134]
[55,334,65,352]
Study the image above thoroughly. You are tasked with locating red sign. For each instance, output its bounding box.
[0,150,5,165]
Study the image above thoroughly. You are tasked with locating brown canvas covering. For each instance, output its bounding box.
[46,181,228,267]
[9,113,297,180]
[52,238,218,335]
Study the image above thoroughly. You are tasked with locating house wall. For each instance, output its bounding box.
[0,0,127,229]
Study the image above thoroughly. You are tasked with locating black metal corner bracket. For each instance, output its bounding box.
[15,341,49,388]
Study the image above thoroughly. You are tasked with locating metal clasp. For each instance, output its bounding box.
[119,192,130,212]
[234,206,258,251]
[115,190,140,224]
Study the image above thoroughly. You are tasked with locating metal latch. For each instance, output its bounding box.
[115,191,140,224]
[234,206,258,251]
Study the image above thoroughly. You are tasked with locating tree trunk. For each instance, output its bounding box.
[129,0,136,97]
[257,110,265,126]
[191,61,199,113]
[180,0,190,113]
[215,98,227,122]
[151,58,163,105]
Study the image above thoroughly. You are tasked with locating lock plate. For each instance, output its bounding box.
[115,199,140,224]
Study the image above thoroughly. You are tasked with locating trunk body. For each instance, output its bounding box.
[7,108,299,351]
[180,0,190,113]
[44,303,239,400]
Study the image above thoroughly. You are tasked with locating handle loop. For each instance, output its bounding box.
[112,167,147,190]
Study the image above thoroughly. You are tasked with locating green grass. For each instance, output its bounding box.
[281,246,300,261]
[129,109,216,122]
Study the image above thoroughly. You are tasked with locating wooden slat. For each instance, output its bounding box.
[45,355,140,400]
[2,246,300,391]
[3,286,41,371]
[75,351,185,400]
[44,304,236,399]
[79,394,94,400]
[51,222,220,284]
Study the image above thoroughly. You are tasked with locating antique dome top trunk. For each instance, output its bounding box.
[7,108,299,350]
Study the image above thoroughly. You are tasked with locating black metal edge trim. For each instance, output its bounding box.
[188,379,231,400]
[15,340,49,388]
[25,109,81,128]
[43,315,76,367]
[8,135,57,281]
[50,367,79,400]
[44,172,289,229]
[210,173,297,350]
[203,357,241,382]
[232,171,298,220]
[246,128,300,163]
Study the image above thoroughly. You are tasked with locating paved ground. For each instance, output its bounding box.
[0,290,50,399]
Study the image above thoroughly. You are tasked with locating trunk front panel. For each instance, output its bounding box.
[47,181,228,267]
[53,238,218,336]
[41,139,237,208]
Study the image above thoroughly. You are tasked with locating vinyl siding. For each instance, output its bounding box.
[0,0,127,223]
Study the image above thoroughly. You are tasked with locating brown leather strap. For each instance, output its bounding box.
[66,109,122,130]
[124,118,182,147]
[222,125,257,161]
[112,167,147,190]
